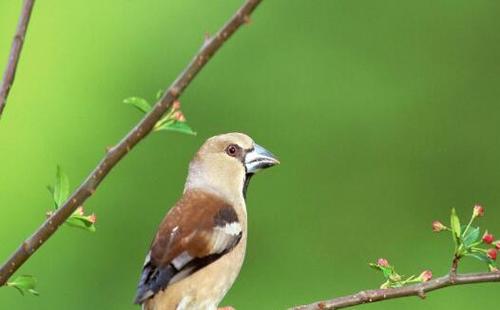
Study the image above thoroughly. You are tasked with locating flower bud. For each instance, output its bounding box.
[88,213,97,224]
[173,111,186,122]
[495,241,500,250]
[172,100,181,111]
[487,248,497,260]
[419,270,433,282]
[482,232,494,244]
[377,258,389,267]
[432,221,446,232]
[473,204,484,218]
[75,206,84,216]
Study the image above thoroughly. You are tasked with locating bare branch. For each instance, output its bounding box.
[0,0,262,286]
[0,0,36,118]
[291,271,500,310]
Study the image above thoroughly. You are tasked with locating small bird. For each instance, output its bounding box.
[134,132,279,310]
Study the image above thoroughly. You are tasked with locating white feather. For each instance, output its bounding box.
[172,251,192,269]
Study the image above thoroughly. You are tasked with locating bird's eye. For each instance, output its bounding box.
[226,144,238,157]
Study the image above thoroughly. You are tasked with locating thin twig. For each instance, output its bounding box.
[0,0,262,286]
[0,0,35,118]
[450,255,460,283]
[290,271,500,310]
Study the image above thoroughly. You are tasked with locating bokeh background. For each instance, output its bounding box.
[1,0,500,309]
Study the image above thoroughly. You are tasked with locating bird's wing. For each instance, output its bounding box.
[134,190,242,304]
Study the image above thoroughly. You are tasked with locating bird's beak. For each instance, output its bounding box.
[244,143,280,173]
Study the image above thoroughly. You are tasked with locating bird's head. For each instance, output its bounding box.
[185,132,279,202]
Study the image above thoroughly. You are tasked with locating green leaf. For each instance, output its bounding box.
[402,275,416,284]
[465,252,493,264]
[154,116,172,130]
[65,214,96,232]
[46,185,54,196]
[53,166,69,209]
[124,97,151,113]
[369,263,396,280]
[156,89,164,100]
[462,226,480,247]
[369,263,382,271]
[381,267,393,279]
[155,120,197,136]
[7,275,39,296]
[450,208,461,244]
[380,280,391,289]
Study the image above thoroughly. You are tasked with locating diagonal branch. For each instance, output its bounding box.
[0,0,36,119]
[0,0,262,286]
[290,271,500,310]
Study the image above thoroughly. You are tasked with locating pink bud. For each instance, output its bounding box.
[419,270,432,282]
[377,258,389,267]
[487,248,497,260]
[173,111,186,122]
[473,204,484,217]
[432,221,446,232]
[75,206,84,216]
[88,213,97,224]
[495,241,500,250]
[172,100,181,111]
[482,232,494,244]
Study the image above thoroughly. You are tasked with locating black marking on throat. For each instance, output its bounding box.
[242,173,254,199]
[241,147,255,199]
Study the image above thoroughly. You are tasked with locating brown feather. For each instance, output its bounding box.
[151,189,239,268]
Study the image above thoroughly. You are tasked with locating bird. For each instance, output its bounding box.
[134,132,279,310]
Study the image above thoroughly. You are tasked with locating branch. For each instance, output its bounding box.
[291,271,500,310]
[0,0,262,286]
[450,255,460,283]
[0,0,36,118]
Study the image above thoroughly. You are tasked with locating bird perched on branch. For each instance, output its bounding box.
[134,132,279,310]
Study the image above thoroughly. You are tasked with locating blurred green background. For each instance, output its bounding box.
[1,0,500,309]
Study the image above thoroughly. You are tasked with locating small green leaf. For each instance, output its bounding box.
[53,166,69,209]
[124,97,151,113]
[450,208,461,244]
[156,89,164,100]
[369,263,395,279]
[65,214,96,232]
[462,226,480,247]
[7,275,39,296]
[156,120,196,136]
[154,117,172,130]
[401,275,416,284]
[46,185,54,196]
[369,263,382,271]
[388,271,401,282]
[380,280,391,289]
[465,252,493,264]
[381,267,392,279]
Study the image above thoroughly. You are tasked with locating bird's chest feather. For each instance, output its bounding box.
[145,234,247,310]
[176,236,247,310]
